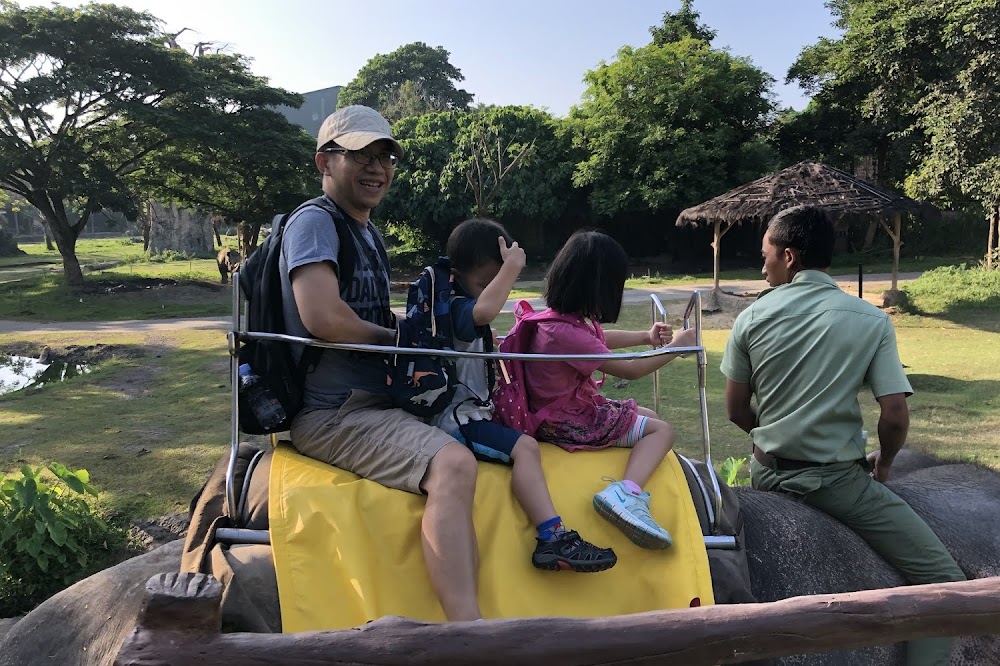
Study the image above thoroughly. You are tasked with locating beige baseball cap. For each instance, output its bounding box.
[316,105,404,157]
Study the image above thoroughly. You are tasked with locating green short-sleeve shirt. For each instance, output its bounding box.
[720,270,912,462]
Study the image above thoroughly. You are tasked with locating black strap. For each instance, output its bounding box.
[291,196,392,330]
[341,217,392,328]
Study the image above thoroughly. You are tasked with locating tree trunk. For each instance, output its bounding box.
[43,223,54,251]
[46,213,85,287]
[238,221,261,259]
[988,207,998,271]
[213,219,222,248]
[147,201,214,256]
[862,219,879,251]
[142,201,152,252]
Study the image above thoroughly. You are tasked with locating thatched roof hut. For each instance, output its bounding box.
[675,161,938,291]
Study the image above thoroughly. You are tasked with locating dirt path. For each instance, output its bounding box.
[0,272,920,335]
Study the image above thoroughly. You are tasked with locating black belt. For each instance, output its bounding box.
[752,445,827,471]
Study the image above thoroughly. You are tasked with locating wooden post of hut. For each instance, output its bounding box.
[707,220,735,292]
[878,213,904,305]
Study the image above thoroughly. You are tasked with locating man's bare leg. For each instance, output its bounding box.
[420,442,482,621]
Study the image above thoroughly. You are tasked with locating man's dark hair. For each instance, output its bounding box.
[544,231,628,323]
[446,218,513,273]
[767,205,835,269]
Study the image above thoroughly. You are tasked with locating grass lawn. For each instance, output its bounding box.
[0,329,232,519]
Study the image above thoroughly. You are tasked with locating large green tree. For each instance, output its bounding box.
[138,107,315,258]
[571,7,776,218]
[380,106,579,251]
[337,42,473,123]
[0,2,300,285]
[800,0,1000,263]
[780,1,932,187]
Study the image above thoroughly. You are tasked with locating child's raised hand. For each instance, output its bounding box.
[498,237,526,271]
[648,322,673,347]
[670,326,698,349]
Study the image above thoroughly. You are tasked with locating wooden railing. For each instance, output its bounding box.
[114,572,1000,665]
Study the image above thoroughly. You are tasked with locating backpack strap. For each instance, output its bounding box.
[290,196,393,329]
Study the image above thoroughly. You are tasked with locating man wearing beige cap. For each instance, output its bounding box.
[278,105,483,621]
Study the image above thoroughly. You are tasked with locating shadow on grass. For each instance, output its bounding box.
[0,273,231,321]
[908,373,1000,396]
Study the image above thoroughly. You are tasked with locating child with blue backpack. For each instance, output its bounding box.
[432,218,617,573]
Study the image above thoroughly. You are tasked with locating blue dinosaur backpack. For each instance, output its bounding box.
[386,257,459,417]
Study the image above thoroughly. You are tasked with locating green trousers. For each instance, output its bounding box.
[751,458,966,666]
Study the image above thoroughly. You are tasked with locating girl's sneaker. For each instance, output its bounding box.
[593,480,673,550]
[531,530,617,572]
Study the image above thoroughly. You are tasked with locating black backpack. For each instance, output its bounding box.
[237,196,390,434]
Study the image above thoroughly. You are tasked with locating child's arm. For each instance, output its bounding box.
[473,237,526,326]
[604,322,673,350]
[597,327,698,380]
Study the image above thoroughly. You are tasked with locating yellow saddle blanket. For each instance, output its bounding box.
[269,444,713,632]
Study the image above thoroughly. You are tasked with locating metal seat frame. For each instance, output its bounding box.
[217,272,735,550]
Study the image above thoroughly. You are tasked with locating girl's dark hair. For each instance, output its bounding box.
[767,205,835,269]
[446,218,513,273]
[544,231,628,323]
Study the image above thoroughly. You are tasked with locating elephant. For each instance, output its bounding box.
[217,247,241,284]
[1,449,997,666]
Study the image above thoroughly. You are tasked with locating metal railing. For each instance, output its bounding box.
[219,272,734,549]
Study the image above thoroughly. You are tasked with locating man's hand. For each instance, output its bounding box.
[648,322,673,347]
[867,450,893,483]
[498,237,526,272]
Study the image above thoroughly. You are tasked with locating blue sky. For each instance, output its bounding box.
[50,0,842,116]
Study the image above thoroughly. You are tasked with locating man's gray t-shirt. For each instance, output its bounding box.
[279,197,391,410]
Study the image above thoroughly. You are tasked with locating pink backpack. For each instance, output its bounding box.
[492,301,601,437]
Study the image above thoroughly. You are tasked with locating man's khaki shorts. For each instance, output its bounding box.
[290,390,456,494]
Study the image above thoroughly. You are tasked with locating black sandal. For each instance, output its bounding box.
[532,530,617,573]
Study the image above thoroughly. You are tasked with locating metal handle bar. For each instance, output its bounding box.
[230,330,700,362]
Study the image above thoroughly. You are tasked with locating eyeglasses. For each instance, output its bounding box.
[323,147,398,170]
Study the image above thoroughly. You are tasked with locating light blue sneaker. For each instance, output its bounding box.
[593,480,672,550]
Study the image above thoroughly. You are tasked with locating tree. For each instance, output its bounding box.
[0,3,300,286]
[379,111,468,250]
[649,0,717,45]
[572,13,775,218]
[337,42,473,122]
[898,0,1000,267]
[807,0,1000,265]
[782,1,933,188]
[137,107,316,258]
[380,107,580,251]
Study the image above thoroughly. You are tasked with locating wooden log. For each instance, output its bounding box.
[115,576,1000,666]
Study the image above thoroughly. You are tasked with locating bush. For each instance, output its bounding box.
[719,456,751,487]
[0,463,125,615]
[147,249,192,263]
[901,265,1000,314]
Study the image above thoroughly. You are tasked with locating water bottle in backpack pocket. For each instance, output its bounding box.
[238,363,287,432]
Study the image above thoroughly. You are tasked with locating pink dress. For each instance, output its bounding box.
[524,315,639,450]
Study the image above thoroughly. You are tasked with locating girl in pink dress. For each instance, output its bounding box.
[525,231,696,549]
